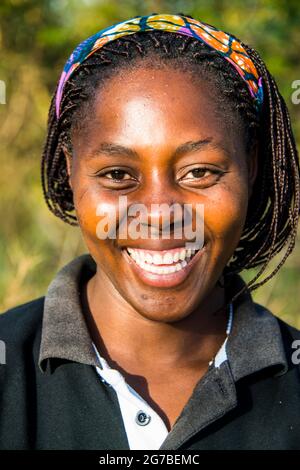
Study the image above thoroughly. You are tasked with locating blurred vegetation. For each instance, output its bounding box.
[0,0,299,327]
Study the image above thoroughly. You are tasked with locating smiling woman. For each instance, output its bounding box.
[0,13,300,451]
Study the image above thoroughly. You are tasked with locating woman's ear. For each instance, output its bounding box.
[62,145,73,190]
[248,142,258,200]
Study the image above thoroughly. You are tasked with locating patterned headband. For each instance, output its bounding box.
[55,13,264,120]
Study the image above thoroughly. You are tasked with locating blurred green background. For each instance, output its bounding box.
[0,0,299,326]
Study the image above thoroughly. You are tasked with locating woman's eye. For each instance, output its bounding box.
[92,167,138,189]
[182,167,219,180]
[178,166,224,188]
[189,168,207,178]
[103,169,132,181]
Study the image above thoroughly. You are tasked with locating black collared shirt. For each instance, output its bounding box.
[0,253,300,450]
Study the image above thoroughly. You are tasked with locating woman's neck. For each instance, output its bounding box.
[81,271,228,372]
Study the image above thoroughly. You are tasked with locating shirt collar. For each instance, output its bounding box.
[38,253,288,378]
[38,254,99,373]
[225,273,288,380]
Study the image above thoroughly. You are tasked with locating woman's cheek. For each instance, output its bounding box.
[204,182,248,249]
[74,184,123,246]
[72,179,105,237]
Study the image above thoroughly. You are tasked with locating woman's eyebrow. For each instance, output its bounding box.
[173,138,231,161]
[88,143,139,160]
[87,138,230,160]
[174,138,214,158]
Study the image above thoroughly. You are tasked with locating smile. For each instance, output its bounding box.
[122,245,206,288]
[126,246,200,274]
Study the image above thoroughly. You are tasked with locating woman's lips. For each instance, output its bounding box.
[122,245,206,288]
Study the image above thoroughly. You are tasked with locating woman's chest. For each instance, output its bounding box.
[122,367,208,431]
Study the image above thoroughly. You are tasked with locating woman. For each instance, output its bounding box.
[0,13,300,450]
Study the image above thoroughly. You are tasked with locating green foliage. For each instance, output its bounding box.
[0,0,299,326]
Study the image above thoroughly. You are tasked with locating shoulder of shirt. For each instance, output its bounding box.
[253,301,300,373]
[0,296,45,345]
[253,301,300,338]
[0,297,45,396]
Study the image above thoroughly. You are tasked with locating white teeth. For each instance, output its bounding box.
[125,246,201,275]
[136,260,183,275]
[153,253,163,265]
[145,253,153,264]
[126,247,199,264]
[163,252,173,265]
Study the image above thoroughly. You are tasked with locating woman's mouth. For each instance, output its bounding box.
[122,245,206,288]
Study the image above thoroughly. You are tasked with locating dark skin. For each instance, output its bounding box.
[64,66,258,431]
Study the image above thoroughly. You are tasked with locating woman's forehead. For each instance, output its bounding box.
[74,66,241,147]
[71,74,246,169]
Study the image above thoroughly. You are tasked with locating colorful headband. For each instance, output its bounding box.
[55,13,264,119]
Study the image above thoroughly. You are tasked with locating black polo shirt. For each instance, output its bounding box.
[0,253,300,450]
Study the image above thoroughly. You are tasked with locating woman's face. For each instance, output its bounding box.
[65,65,257,321]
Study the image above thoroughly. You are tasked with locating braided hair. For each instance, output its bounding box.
[41,16,300,304]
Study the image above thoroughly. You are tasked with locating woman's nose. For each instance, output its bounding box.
[142,202,184,237]
[132,174,184,231]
